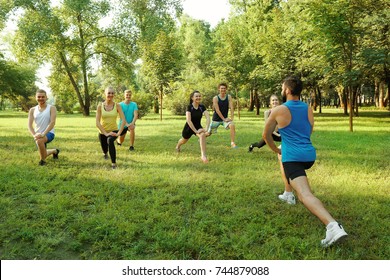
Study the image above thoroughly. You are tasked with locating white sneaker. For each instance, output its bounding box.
[321,222,348,247]
[278,193,296,205]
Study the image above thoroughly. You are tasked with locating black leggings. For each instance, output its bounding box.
[251,134,281,148]
[99,133,118,163]
[98,129,127,163]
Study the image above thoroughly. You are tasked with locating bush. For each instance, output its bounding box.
[166,91,188,115]
[132,91,153,119]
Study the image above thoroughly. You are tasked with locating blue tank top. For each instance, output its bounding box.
[279,100,316,162]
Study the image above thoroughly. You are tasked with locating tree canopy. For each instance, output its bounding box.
[0,0,388,127]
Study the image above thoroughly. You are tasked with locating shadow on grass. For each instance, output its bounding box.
[1,159,389,260]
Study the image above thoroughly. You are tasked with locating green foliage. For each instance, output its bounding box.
[164,16,216,115]
[140,29,183,118]
[131,91,153,118]
[2,0,389,116]
[141,30,183,87]
[0,57,37,111]
[0,109,389,259]
[0,0,14,30]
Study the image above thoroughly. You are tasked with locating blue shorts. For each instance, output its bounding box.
[46,132,55,143]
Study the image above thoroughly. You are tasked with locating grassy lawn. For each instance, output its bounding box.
[0,108,389,260]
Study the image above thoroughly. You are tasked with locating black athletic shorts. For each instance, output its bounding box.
[182,126,202,139]
[282,161,315,183]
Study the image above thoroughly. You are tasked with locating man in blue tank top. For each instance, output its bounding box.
[262,76,347,247]
[207,83,237,148]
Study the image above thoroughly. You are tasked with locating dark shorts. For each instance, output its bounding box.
[120,127,128,135]
[182,126,202,139]
[282,161,315,183]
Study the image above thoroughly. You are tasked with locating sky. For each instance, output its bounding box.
[182,0,231,27]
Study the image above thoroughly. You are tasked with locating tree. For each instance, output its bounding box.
[212,16,258,119]
[167,15,214,115]
[117,0,183,120]
[140,30,183,120]
[306,0,372,131]
[232,0,284,114]
[360,0,390,110]
[9,0,137,116]
[0,55,36,111]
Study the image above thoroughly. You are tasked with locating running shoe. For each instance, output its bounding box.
[321,222,348,247]
[278,193,296,205]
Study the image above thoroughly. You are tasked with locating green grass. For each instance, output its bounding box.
[0,108,389,260]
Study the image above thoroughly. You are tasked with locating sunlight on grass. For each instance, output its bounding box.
[0,108,389,260]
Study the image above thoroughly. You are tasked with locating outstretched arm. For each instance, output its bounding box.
[28,108,36,136]
[308,106,314,134]
[42,105,57,137]
[116,104,126,135]
[96,104,107,136]
[228,95,234,121]
[186,111,199,134]
[130,110,139,127]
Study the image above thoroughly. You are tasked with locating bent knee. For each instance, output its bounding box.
[198,132,206,138]
[36,138,46,145]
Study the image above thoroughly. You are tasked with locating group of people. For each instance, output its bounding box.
[28,77,347,247]
[175,83,237,163]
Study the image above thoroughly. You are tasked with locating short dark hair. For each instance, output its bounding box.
[218,83,228,89]
[283,76,303,96]
[36,89,47,95]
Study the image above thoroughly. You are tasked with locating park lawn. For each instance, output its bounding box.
[0,108,389,260]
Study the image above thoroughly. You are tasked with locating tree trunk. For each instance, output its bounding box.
[153,97,159,114]
[311,87,317,111]
[317,86,322,114]
[249,89,254,111]
[385,80,390,110]
[343,89,348,115]
[354,86,359,117]
[336,85,348,115]
[379,81,385,108]
[159,85,163,121]
[78,14,90,116]
[59,52,88,116]
[374,79,380,107]
[348,86,353,132]
[255,89,260,116]
[235,89,240,120]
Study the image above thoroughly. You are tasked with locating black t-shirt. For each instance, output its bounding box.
[185,104,206,129]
